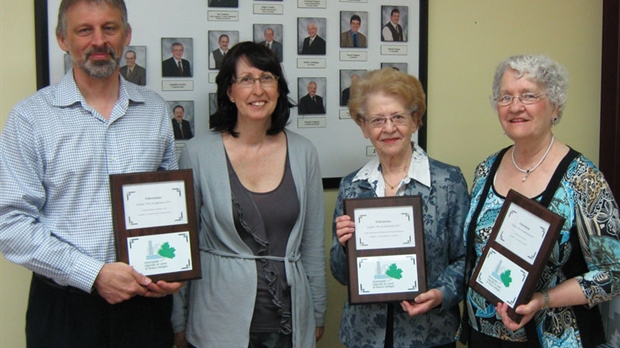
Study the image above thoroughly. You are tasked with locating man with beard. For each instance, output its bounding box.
[0,0,182,347]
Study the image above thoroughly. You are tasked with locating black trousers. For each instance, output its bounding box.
[26,274,174,348]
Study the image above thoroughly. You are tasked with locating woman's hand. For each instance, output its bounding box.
[335,215,355,246]
[400,288,443,317]
[174,331,189,348]
[145,280,185,298]
[496,292,543,331]
[316,326,325,341]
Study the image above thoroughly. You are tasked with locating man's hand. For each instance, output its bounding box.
[94,263,185,304]
[94,262,151,304]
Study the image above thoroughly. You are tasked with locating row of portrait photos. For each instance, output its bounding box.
[158,62,407,141]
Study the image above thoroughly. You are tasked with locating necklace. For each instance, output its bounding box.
[511,135,555,182]
[382,174,404,190]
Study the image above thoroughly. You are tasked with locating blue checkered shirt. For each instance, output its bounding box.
[0,72,178,292]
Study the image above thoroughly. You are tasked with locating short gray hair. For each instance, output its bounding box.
[491,54,568,120]
[56,0,130,39]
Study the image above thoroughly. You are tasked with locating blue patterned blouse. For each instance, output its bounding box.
[330,144,470,348]
[463,149,620,347]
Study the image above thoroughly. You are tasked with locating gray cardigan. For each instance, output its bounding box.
[171,130,327,348]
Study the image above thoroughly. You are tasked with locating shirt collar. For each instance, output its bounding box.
[121,75,145,103]
[52,69,145,114]
[352,142,431,188]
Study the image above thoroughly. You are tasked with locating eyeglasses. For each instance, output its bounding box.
[233,73,279,88]
[364,114,410,128]
[494,93,547,106]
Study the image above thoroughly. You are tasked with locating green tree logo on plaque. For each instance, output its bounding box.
[500,269,513,287]
[385,263,403,280]
[158,242,176,259]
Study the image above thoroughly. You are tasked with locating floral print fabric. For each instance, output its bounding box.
[464,150,620,347]
[330,146,470,348]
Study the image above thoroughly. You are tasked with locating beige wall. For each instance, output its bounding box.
[325,2,603,347]
[0,1,602,347]
[426,2,602,182]
[0,0,38,347]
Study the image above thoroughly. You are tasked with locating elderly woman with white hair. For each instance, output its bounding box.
[459,55,620,347]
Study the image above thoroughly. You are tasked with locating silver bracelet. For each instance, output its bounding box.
[541,289,550,310]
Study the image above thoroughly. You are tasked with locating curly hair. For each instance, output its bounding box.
[347,68,426,127]
[491,54,568,121]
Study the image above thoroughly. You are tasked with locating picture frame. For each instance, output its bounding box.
[161,38,194,78]
[109,169,201,283]
[381,62,408,73]
[297,17,327,55]
[298,77,327,115]
[380,6,408,42]
[469,189,565,322]
[168,100,195,141]
[119,46,147,86]
[34,0,428,188]
[208,31,239,70]
[344,196,427,304]
[340,11,369,49]
[340,69,366,107]
[253,24,284,62]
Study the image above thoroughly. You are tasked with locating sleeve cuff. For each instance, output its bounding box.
[68,255,105,293]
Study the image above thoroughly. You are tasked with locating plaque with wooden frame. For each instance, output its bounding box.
[469,189,565,322]
[344,196,426,305]
[110,169,201,282]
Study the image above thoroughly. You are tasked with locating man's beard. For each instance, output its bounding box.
[74,46,119,78]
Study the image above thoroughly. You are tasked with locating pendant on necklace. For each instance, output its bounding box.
[522,170,531,182]
[512,135,555,183]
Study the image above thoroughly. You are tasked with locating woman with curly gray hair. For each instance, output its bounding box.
[459,55,620,347]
